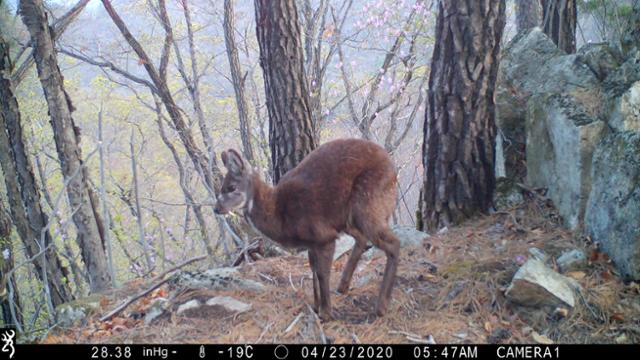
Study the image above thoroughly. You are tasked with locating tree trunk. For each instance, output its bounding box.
[0,32,74,306]
[516,0,540,33]
[224,0,256,164]
[0,196,23,327]
[420,0,506,232]
[19,0,112,292]
[541,0,577,53]
[153,98,216,263]
[254,0,317,183]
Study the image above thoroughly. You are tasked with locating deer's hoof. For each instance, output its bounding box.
[319,309,336,322]
[336,283,349,294]
[375,302,387,317]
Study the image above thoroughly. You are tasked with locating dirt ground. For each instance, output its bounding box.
[44,196,640,344]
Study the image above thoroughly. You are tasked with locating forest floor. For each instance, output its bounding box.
[43,195,640,344]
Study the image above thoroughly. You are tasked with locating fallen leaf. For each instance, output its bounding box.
[566,271,586,281]
[531,331,554,344]
[100,297,110,308]
[112,325,127,332]
[484,321,492,333]
[112,317,128,327]
[94,329,112,338]
[601,269,615,281]
[553,307,569,318]
[611,313,625,322]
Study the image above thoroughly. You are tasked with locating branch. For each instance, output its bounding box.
[12,0,91,85]
[156,0,172,84]
[59,48,158,92]
[99,254,207,322]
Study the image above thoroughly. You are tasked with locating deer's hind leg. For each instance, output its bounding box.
[373,228,400,316]
[337,227,368,294]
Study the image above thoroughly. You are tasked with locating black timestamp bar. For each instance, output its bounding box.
[7,344,640,360]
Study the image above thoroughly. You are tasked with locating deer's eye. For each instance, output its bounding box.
[228,185,236,193]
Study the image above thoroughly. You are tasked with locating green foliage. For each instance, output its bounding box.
[578,0,638,43]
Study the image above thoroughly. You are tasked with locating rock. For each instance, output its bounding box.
[144,297,169,324]
[526,93,608,229]
[496,29,603,179]
[333,234,355,260]
[171,267,265,292]
[505,259,578,308]
[55,294,103,328]
[557,250,587,273]
[303,226,428,262]
[603,51,640,98]
[528,247,549,263]
[392,225,430,247]
[205,296,251,313]
[493,177,525,210]
[576,42,622,81]
[608,81,640,132]
[585,131,640,280]
[361,247,381,261]
[176,299,201,315]
[497,28,601,134]
[354,273,375,288]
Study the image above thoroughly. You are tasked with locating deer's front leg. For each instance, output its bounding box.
[315,242,336,321]
[308,249,320,312]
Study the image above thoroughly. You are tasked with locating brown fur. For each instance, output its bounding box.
[215,138,400,321]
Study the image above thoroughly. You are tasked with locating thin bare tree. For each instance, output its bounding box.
[223,0,256,164]
[19,0,112,292]
[0,30,74,304]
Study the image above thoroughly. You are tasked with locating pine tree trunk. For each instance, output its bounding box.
[0,32,74,306]
[255,0,317,183]
[516,0,540,33]
[19,0,112,292]
[541,0,577,53]
[420,0,506,232]
[224,0,256,164]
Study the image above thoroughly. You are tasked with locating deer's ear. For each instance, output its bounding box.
[223,149,245,174]
[221,151,229,167]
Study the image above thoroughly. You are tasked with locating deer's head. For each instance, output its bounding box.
[214,149,253,215]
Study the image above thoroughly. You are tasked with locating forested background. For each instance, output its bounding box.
[0,0,637,339]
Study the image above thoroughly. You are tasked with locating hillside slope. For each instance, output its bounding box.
[45,198,640,344]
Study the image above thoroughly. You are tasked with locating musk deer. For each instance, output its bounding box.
[214,138,400,321]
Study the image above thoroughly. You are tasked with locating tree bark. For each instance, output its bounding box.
[420,0,506,232]
[516,0,540,33]
[0,196,23,327]
[11,0,91,86]
[224,0,256,164]
[541,0,577,53]
[19,0,112,292]
[254,0,317,183]
[0,32,74,305]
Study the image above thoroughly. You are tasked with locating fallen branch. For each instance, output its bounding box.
[306,303,328,344]
[389,330,436,344]
[516,182,549,202]
[231,239,263,267]
[150,254,208,283]
[284,312,304,334]
[100,254,207,322]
